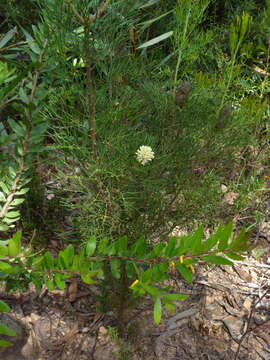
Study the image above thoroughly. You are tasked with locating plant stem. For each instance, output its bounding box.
[173,3,191,99]
[117,263,128,337]
[260,38,270,98]
[218,41,240,114]
[83,20,98,160]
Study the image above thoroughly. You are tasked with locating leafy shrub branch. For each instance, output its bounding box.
[0,223,247,338]
[0,30,48,230]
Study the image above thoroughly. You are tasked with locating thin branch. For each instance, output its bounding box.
[234,288,270,360]
[0,41,27,52]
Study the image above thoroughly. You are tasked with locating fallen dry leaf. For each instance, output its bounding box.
[221,184,228,193]
[68,280,78,302]
[253,65,269,76]
[223,191,239,205]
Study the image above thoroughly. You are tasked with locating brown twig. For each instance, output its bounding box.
[0,41,27,52]
[234,287,270,360]
[83,21,97,160]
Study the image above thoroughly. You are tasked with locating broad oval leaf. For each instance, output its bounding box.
[154,297,162,324]
[54,273,66,290]
[0,300,11,313]
[176,264,193,283]
[202,255,233,265]
[86,236,96,256]
[0,224,10,232]
[0,323,16,336]
[8,231,22,257]
[217,223,233,251]
[0,339,13,347]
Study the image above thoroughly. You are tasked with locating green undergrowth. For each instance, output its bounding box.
[0,0,270,346]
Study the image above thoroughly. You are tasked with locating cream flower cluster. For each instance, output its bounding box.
[136,145,155,165]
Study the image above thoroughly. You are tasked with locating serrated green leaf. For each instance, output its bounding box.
[0,300,11,313]
[202,255,233,265]
[0,323,16,336]
[85,236,96,256]
[154,297,162,324]
[176,264,193,283]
